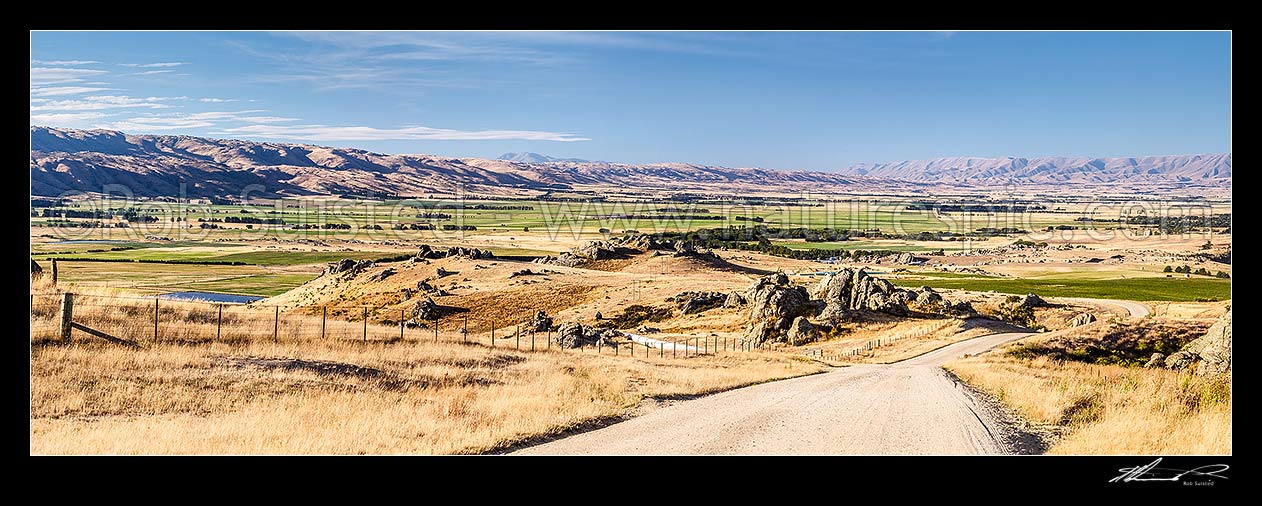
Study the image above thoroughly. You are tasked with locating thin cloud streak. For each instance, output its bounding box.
[30,86,114,97]
[32,59,101,65]
[119,62,186,68]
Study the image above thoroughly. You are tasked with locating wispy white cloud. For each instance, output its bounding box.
[32,59,101,66]
[119,62,186,68]
[30,86,114,97]
[198,97,238,103]
[127,69,176,76]
[30,67,108,85]
[236,115,299,123]
[30,95,179,112]
[216,123,590,142]
[30,112,107,125]
[103,117,217,130]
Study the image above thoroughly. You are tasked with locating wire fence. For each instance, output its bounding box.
[30,292,820,360]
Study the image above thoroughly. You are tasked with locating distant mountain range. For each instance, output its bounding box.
[496,152,591,164]
[29,126,1231,198]
[29,127,857,197]
[838,154,1231,184]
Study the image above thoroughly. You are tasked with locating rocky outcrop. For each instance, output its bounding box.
[743,273,813,345]
[669,291,727,314]
[1165,309,1231,375]
[412,297,441,321]
[785,316,817,345]
[913,286,944,305]
[326,258,373,276]
[723,291,746,308]
[813,268,912,321]
[551,322,622,348]
[849,251,926,265]
[446,246,494,260]
[416,244,445,260]
[367,268,396,282]
[1018,293,1047,308]
[942,300,977,317]
[554,322,584,348]
[1144,352,1166,368]
[535,235,682,267]
[1069,313,1096,327]
[528,310,553,332]
[435,267,456,278]
[415,244,495,260]
[508,268,539,278]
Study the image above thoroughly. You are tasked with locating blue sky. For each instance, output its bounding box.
[30,31,1231,170]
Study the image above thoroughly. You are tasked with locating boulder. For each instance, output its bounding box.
[446,246,494,260]
[367,267,396,282]
[508,268,537,278]
[670,291,727,314]
[326,258,373,276]
[583,326,622,345]
[435,267,456,278]
[528,310,553,332]
[554,322,584,348]
[673,240,699,257]
[1069,313,1096,327]
[813,269,854,322]
[723,291,747,308]
[785,316,817,346]
[942,300,977,317]
[416,244,445,260]
[742,273,813,345]
[412,297,441,321]
[1018,293,1047,308]
[914,286,944,305]
[1167,309,1231,375]
[1144,352,1166,368]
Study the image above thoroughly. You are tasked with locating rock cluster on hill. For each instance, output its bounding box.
[739,269,976,345]
[415,244,495,260]
[326,258,373,276]
[1163,309,1231,375]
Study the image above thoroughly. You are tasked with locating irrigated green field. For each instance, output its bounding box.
[891,276,1231,302]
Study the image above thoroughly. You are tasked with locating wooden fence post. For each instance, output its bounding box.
[273,306,279,341]
[515,325,520,350]
[51,258,58,286]
[217,304,223,340]
[153,298,159,340]
[399,309,404,340]
[491,322,495,348]
[463,315,469,344]
[59,292,73,340]
[321,306,326,339]
[362,306,367,342]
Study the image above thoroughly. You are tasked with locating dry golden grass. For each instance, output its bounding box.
[31,283,826,455]
[947,351,1231,455]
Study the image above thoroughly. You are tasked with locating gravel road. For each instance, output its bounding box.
[513,300,1148,455]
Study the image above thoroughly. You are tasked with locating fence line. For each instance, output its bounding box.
[33,292,800,361]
